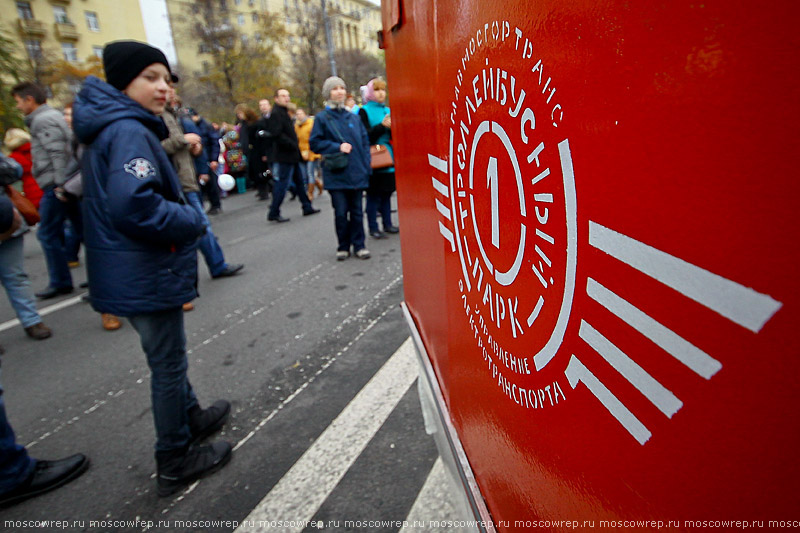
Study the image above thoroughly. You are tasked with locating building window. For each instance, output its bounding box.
[219,0,227,11]
[85,11,99,31]
[16,2,34,20]
[240,34,248,45]
[249,0,255,6]
[53,5,70,24]
[24,39,42,59]
[234,0,241,5]
[251,12,259,22]
[93,46,103,58]
[62,42,78,62]
[198,43,210,54]
[202,61,210,74]
[237,14,245,25]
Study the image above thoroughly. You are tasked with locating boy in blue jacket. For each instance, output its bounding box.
[73,41,232,497]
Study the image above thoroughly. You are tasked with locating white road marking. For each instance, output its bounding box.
[235,337,418,533]
[0,293,86,333]
[399,458,477,533]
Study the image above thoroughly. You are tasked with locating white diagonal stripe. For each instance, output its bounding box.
[0,293,86,333]
[431,177,449,197]
[235,338,418,533]
[399,458,477,533]
[428,154,448,174]
[588,222,782,333]
[587,278,722,379]
[579,321,683,418]
[565,355,651,445]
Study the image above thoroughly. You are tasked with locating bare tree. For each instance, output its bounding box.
[284,1,330,114]
[334,48,385,101]
[285,1,386,113]
[0,27,26,130]
[175,1,285,121]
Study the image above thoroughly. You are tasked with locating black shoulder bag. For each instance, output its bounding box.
[321,111,349,172]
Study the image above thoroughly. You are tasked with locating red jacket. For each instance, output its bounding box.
[8,142,43,208]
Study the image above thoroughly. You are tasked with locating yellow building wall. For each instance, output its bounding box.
[0,0,147,65]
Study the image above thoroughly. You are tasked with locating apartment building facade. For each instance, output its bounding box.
[2,0,148,70]
[165,0,382,78]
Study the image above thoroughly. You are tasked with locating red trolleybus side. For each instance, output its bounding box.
[381,1,800,530]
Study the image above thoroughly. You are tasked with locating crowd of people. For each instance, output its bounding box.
[0,39,397,506]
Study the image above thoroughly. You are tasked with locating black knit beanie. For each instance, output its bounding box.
[103,40,171,91]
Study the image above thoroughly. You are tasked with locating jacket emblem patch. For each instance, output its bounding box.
[124,158,156,180]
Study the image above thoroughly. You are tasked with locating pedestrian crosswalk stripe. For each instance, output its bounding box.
[235,337,418,533]
[0,293,85,333]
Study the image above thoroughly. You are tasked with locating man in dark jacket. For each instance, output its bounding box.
[251,99,274,201]
[189,109,223,214]
[73,41,232,497]
[266,88,320,222]
[162,90,243,286]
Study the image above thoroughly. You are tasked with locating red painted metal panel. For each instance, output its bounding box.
[384,0,799,529]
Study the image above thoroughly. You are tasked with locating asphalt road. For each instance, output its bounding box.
[0,190,466,532]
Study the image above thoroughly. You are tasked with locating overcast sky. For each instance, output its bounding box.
[138,0,178,64]
[137,0,381,66]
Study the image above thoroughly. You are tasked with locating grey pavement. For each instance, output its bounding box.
[0,188,470,532]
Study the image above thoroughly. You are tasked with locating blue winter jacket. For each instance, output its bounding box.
[73,76,205,316]
[309,107,370,190]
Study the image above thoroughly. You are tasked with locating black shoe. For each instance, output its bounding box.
[268,215,290,223]
[189,400,231,445]
[370,230,386,239]
[384,226,400,234]
[35,286,73,300]
[0,454,89,508]
[212,264,244,279]
[303,208,321,216]
[79,281,89,288]
[206,207,221,216]
[156,441,232,497]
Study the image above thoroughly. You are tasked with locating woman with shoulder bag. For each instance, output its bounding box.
[359,78,398,239]
[310,77,372,261]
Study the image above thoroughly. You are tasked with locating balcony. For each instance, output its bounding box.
[17,18,47,37]
[54,22,79,41]
[48,0,71,4]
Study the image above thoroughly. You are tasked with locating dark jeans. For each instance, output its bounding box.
[37,188,82,289]
[202,173,222,210]
[329,189,366,252]
[186,191,227,277]
[129,308,198,453]
[63,218,82,263]
[0,364,34,494]
[366,191,394,232]
[268,162,314,219]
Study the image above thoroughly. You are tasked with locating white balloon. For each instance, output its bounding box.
[217,173,235,191]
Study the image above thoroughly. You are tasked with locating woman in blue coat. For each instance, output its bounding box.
[310,76,372,260]
[73,41,231,497]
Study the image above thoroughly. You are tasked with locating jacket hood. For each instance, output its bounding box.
[73,76,167,145]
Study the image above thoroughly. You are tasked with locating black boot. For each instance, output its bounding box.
[188,400,231,445]
[0,454,89,507]
[156,441,232,497]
